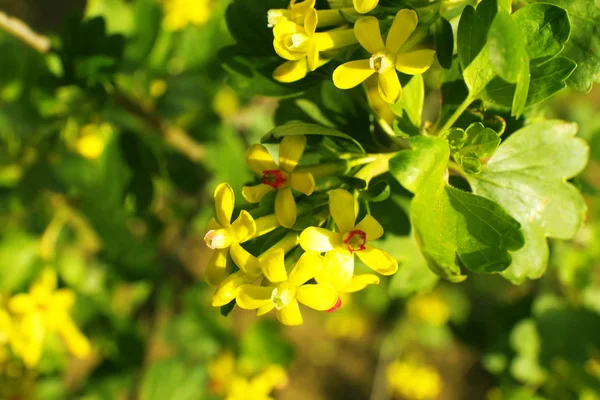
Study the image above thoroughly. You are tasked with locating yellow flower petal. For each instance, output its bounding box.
[395,49,436,75]
[354,17,384,53]
[214,183,234,227]
[231,210,256,242]
[353,0,379,14]
[257,303,275,316]
[304,8,317,35]
[273,21,309,61]
[378,68,402,104]
[205,248,229,286]
[276,299,303,325]
[279,135,306,173]
[356,244,398,275]
[205,228,234,249]
[386,9,418,54]
[212,271,247,307]
[230,243,262,277]
[329,188,356,233]
[333,59,375,89]
[275,187,297,228]
[259,248,288,283]
[296,284,338,310]
[273,59,309,83]
[236,285,273,310]
[50,290,75,311]
[246,144,278,175]
[242,184,275,204]
[8,294,36,314]
[59,317,91,358]
[288,251,324,286]
[355,214,384,241]
[290,172,315,196]
[291,0,316,17]
[255,214,281,236]
[250,365,288,394]
[318,249,355,290]
[307,42,319,71]
[299,227,341,252]
[344,274,380,292]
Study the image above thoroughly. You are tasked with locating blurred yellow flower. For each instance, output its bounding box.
[0,309,13,364]
[162,0,211,31]
[208,351,288,400]
[236,251,338,326]
[387,360,442,400]
[300,188,397,290]
[149,79,168,98]
[76,132,105,160]
[213,86,240,120]
[205,183,257,286]
[325,310,367,340]
[406,292,450,326]
[8,269,91,368]
[332,10,435,103]
[242,136,315,228]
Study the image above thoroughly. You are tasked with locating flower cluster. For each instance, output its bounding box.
[0,269,91,369]
[204,136,398,325]
[267,0,436,104]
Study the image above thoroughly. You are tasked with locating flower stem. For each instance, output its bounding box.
[432,94,475,136]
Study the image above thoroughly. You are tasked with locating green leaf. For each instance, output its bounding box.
[513,3,571,61]
[390,75,424,130]
[469,121,589,283]
[535,0,600,91]
[457,122,501,160]
[485,56,577,107]
[0,233,40,293]
[488,10,528,84]
[434,17,454,69]
[457,0,498,95]
[124,0,164,64]
[262,122,365,154]
[389,136,525,281]
[140,358,207,400]
[219,46,319,97]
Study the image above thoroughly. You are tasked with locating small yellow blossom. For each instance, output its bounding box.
[406,292,450,326]
[211,231,297,307]
[242,136,315,228]
[162,0,211,31]
[273,9,357,72]
[300,189,397,290]
[268,0,352,29]
[213,86,240,120]
[208,351,288,400]
[205,183,257,286]
[333,10,436,103]
[8,269,91,368]
[149,79,168,98]
[76,133,105,160]
[387,360,442,400]
[236,251,338,325]
[329,0,377,14]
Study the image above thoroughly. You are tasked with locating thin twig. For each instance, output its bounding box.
[0,10,50,53]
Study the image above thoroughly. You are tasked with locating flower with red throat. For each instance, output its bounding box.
[299,188,397,291]
[242,135,315,228]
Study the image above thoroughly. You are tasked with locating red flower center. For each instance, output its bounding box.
[261,169,287,189]
[325,296,342,312]
[344,230,367,253]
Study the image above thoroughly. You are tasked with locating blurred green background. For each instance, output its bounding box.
[0,0,599,399]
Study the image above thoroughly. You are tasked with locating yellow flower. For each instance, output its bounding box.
[0,308,13,363]
[76,134,105,160]
[212,231,298,307]
[300,188,397,290]
[329,0,377,14]
[208,351,236,395]
[268,0,352,29]
[8,269,91,368]
[332,10,436,104]
[406,292,450,326]
[273,9,357,71]
[242,136,315,228]
[162,0,211,31]
[205,183,257,286]
[273,56,330,83]
[226,365,288,400]
[386,360,442,400]
[236,251,338,326]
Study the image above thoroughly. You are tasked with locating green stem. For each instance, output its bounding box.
[432,94,475,136]
[354,153,396,184]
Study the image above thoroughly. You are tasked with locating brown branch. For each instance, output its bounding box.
[0,10,50,53]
